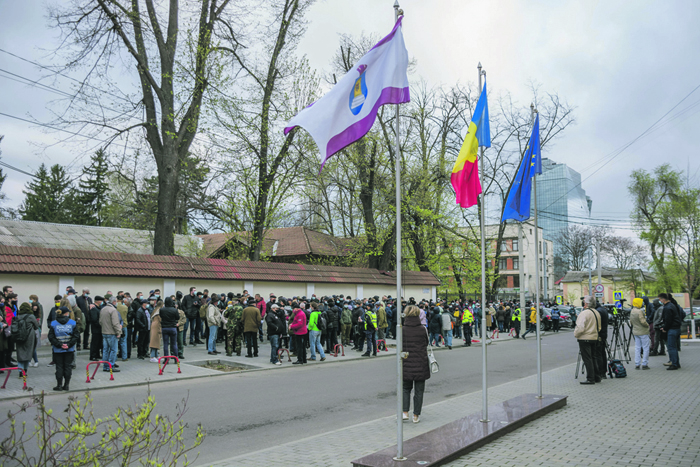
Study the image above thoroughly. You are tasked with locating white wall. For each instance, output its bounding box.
[0,274,59,333]
[174,279,244,296]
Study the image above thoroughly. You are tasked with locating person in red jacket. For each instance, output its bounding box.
[289,305,308,365]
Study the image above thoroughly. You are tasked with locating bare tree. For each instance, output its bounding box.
[602,235,648,270]
[48,0,237,254]
[210,0,315,261]
[555,224,610,271]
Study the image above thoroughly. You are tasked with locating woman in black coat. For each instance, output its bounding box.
[402,305,430,423]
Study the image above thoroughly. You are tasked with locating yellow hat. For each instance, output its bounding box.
[632,298,643,308]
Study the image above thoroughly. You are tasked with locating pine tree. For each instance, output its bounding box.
[20,164,73,223]
[75,149,109,226]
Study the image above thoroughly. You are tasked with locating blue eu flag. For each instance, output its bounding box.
[501,114,542,222]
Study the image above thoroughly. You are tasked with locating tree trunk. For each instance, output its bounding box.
[153,154,179,255]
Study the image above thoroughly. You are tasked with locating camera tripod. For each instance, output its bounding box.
[608,314,632,363]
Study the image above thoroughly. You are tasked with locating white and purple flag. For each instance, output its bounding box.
[284,16,410,171]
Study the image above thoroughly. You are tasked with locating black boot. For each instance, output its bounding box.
[63,378,70,391]
[54,378,63,391]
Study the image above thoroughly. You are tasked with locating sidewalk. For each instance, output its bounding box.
[208,344,700,467]
[0,338,395,400]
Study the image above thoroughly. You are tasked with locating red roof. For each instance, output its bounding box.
[198,226,354,258]
[0,245,439,286]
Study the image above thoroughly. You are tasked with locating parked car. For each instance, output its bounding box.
[683,308,700,335]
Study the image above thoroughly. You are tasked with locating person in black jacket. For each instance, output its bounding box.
[324,300,339,353]
[402,305,430,424]
[160,297,180,357]
[135,300,150,359]
[76,289,93,351]
[428,308,443,347]
[595,303,609,380]
[265,304,284,365]
[181,287,200,345]
[128,297,140,353]
[351,305,363,351]
[659,293,682,370]
[89,295,104,361]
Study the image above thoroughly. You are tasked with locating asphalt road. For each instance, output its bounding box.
[0,331,579,465]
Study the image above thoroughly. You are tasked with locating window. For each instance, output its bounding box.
[513,258,519,270]
[500,242,508,252]
[499,258,508,270]
[530,229,533,235]
[512,275,520,288]
[512,239,519,251]
[539,241,542,253]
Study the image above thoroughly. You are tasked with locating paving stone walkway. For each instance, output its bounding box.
[208,343,700,467]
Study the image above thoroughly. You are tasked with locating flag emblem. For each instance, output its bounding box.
[349,65,368,115]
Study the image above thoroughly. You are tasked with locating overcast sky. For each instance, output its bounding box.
[1,0,699,237]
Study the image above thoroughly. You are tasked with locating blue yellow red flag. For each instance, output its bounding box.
[450,83,491,208]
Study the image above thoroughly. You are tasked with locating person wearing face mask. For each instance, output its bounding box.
[76,289,94,351]
[88,296,104,361]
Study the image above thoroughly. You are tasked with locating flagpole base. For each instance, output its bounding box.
[392,457,407,462]
[479,419,490,423]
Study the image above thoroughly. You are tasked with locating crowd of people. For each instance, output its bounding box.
[13,280,688,396]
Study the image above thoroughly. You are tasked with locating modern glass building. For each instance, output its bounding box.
[531,158,592,260]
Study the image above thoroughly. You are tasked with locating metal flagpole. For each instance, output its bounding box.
[478,62,489,423]
[531,104,542,399]
[519,223,526,336]
[393,1,406,461]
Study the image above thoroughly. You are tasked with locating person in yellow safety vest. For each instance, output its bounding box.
[461,308,474,347]
[453,308,462,339]
[361,305,378,357]
[521,307,538,340]
[512,307,522,338]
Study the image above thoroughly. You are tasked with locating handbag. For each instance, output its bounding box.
[424,327,439,373]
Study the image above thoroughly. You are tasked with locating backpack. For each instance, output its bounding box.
[11,316,32,343]
[608,359,627,378]
[315,313,327,331]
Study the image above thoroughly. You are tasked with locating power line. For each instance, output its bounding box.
[539,81,700,214]
[0,160,36,178]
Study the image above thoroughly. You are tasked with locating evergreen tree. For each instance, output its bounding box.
[20,164,73,223]
[75,149,109,225]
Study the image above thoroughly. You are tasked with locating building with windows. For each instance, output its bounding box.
[531,158,592,277]
[485,221,555,301]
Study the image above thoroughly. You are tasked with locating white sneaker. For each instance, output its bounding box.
[412,414,420,423]
[32,362,39,367]
[402,412,409,422]
[274,361,281,366]
[150,358,158,363]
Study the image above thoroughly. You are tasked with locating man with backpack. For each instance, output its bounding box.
[11,302,39,378]
[307,303,326,361]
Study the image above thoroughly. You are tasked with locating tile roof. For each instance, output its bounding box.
[560,268,656,283]
[0,245,440,286]
[198,226,354,258]
[0,219,201,256]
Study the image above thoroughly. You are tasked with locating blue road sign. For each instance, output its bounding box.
[615,301,622,309]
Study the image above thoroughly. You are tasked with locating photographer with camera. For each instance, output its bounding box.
[574,296,602,385]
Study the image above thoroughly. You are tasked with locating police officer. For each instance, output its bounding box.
[512,306,522,338]
[462,307,474,346]
[48,306,80,391]
[361,305,378,357]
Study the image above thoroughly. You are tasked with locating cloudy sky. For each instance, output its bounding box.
[1,0,699,236]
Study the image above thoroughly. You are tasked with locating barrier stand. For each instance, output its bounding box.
[490,329,500,339]
[86,361,113,383]
[0,367,27,390]
[332,344,345,357]
[158,356,181,375]
[376,339,389,352]
[277,348,291,362]
[435,335,445,346]
[508,328,517,337]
